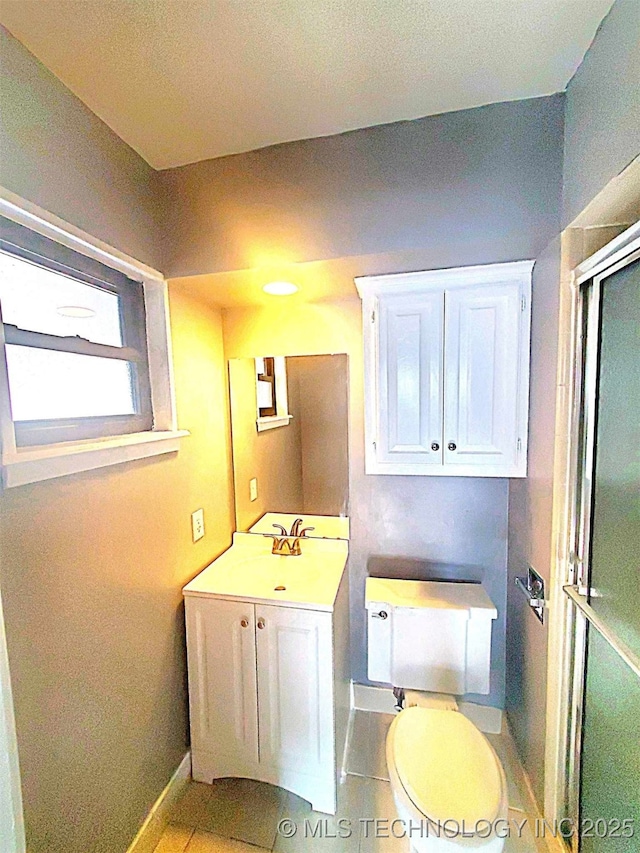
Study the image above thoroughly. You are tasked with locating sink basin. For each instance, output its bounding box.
[228,553,322,594]
[183,532,349,611]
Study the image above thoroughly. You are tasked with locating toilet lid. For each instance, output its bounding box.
[391,707,503,827]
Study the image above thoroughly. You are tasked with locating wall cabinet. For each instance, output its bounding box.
[356,260,533,477]
[184,578,350,814]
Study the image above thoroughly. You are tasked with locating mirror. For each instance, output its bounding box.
[229,354,349,535]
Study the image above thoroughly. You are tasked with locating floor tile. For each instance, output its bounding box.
[168,782,214,828]
[347,711,394,781]
[153,824,195,853]
[186,830,265,852]
[197,777,287,849]
[359,778,409,853]
[486,731,526,812]
[346,711,372,777]
[274,774,366,853]
[368,714,395,781]
[504,810,538,853]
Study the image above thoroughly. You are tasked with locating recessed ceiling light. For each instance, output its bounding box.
[56,305,96,318]
[262,281,298,296]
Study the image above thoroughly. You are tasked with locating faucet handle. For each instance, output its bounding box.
[299,526,315,538]
[289,518,304,536]
[271,524,288,536]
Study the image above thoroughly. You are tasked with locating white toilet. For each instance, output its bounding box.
[366,577,508,853]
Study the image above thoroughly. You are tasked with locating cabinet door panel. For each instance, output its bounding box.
[185,598,258,765]
[444,283,521,469]
[378,292,443,465]
[255,605,333,776]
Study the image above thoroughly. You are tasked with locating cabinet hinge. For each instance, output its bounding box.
[517,437,522,452]
[520,295,526,312]
[372,440,377,451]
[371,310,376,324]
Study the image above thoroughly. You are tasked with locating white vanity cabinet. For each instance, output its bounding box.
[356,260,533,477]
[183,534,350,815]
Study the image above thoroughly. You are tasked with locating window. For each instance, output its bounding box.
[254,356,292,431]
[0,197,187,489]
[0,216,152,446]
[256,356,277,417]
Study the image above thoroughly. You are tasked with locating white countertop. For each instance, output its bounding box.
[248,512,350,540]
[183,532,349,612]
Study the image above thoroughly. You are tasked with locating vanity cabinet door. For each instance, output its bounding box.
[185,597,259,770]
[443,282,525,474]
[255,605,334,778]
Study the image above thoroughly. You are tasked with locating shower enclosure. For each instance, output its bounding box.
[564,231,640,851]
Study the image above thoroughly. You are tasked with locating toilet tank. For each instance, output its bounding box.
[366,577,498,695]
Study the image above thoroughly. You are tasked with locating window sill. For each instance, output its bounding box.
[1,429,190,488]
[256,415,293,432]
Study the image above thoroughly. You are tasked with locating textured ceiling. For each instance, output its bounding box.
[1,0,614,170]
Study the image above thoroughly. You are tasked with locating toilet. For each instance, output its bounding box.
[366,577,508,853]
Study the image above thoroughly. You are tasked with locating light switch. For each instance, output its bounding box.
[191,508,205,542]
[249,478,258,502]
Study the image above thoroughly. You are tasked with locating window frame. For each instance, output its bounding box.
[0,188,188,488]
[0,232,154,446]
[255,355,293,432]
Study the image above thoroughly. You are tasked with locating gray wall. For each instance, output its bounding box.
[0,31,237,853]
[506,0,640,807]
[563,0,640,225]
[218,93,564,711]
[159,95,565,278]
[0,27,163,269]
[506,237,561,805]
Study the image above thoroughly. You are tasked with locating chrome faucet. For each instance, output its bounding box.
[269,518,315,556]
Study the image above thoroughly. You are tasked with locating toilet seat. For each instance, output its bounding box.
[387,707,505,831]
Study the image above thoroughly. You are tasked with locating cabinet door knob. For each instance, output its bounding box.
[240,618,249,628]
[257,618,266,630]
[448,441,457,451]
[431,442,440,451]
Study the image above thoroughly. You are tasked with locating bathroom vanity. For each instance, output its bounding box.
[183,530,350,814]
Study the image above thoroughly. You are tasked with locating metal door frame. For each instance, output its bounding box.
[561,232,640,850]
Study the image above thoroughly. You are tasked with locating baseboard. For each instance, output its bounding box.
[353,683,398,714]
[352,683,503,734]
[457,701,503,734]
[500,721,567,853]
[126,751,191,853]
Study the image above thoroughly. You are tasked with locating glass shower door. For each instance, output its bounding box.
[567,250,640,851]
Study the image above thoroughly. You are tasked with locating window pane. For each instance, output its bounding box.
[6,345,135,421]
[0,250,123,346]
[589,258,640,658]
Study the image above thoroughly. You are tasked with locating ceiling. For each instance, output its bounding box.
[1,0,614,170]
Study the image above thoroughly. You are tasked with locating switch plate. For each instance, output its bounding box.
[249,478,258,502]
[191,508,205,542]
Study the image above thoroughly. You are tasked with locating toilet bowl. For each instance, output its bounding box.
[365,577,507,851]
[386,707,508,853]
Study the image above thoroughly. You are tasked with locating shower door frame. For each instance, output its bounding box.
[544,220,640,850]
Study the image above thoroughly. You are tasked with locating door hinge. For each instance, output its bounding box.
[520,295,526,312]
[372,440,377,451]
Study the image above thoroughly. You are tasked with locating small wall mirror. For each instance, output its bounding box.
[229,354,349,535]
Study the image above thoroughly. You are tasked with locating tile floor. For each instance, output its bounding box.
[153,711,544,853]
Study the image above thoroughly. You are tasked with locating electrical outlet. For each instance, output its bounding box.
[249,478,258,502]
[191,508,205,542]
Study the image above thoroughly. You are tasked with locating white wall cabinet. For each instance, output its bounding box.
[184,579,350,814]
[356,261,533,477]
